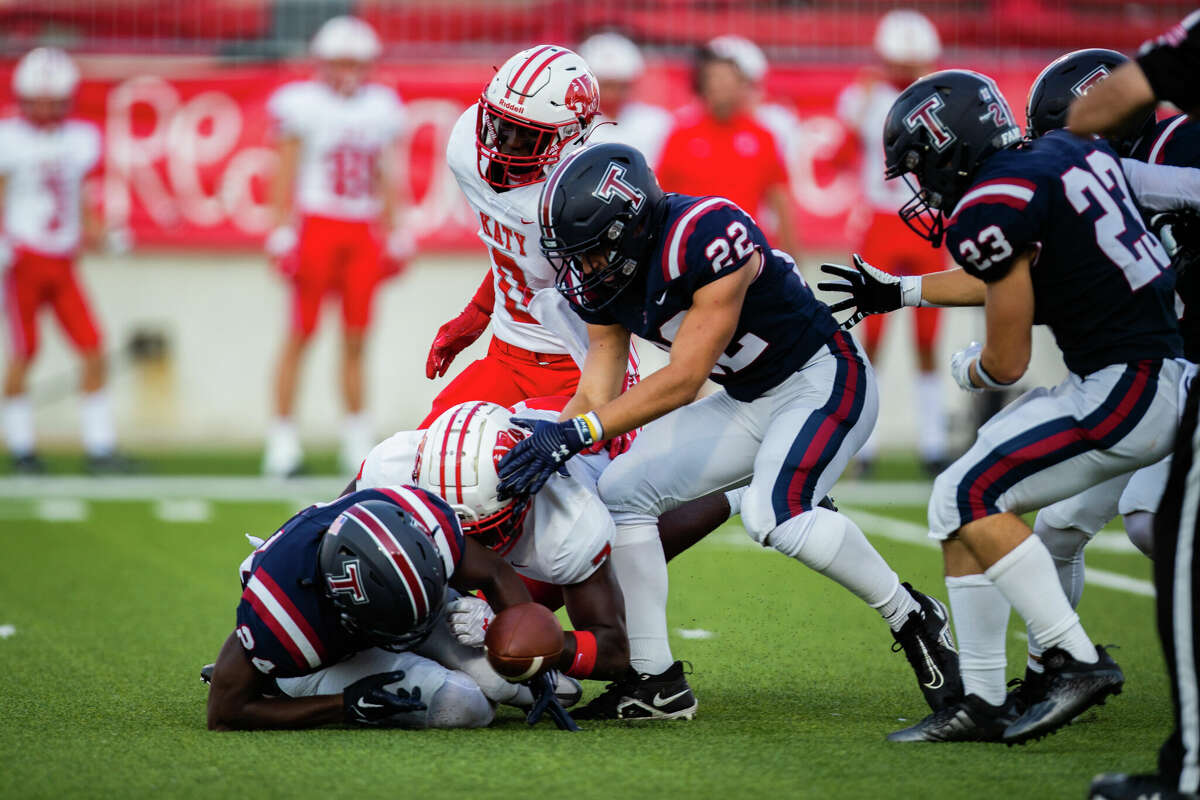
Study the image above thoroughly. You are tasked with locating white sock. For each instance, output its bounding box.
[340,412,374,474]
[768,508,906,618]
[946,574,1011,705]
[3,394,35,456]
[80,390,116,456]
[263,417,302,477]
[1029,516,1090,668]
[875,583,922,632]
[916,371,947,463]
[724,486,747,517]
[985,536,1097,664]
[610,513,673,675]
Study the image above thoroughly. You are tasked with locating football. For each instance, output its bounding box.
[484,602,564,682]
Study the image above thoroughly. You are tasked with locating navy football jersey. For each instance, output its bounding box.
[1131,114,1200,361]
[574,194,839,401]
[234,486,464,678]
[944,130,1181,376]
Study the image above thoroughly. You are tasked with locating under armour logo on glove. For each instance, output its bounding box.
[496,415,600,500]
[342,670,427,725]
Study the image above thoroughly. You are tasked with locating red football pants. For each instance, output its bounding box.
[3,250,102,360]
[290,215,382,339]
[420,337,580,428]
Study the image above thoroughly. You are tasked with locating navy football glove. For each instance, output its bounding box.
[496,415,599,500]
[343,670,426,726]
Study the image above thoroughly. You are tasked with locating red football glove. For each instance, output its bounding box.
[426,301,491,379]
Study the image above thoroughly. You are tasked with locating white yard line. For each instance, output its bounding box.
[153,499,213,523]
[0,475,344,503]
[35,498,87,522]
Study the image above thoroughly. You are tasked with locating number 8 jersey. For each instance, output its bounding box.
[944,130,1182,376]
[574,194,840,401]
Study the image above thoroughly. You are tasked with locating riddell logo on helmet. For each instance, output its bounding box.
[904,94,956,152]
[496,98,526,114]
[564,75,599,119]
[1071,66,1111,97]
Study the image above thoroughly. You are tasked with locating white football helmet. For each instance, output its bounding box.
[311,15,381,62]
[705,35,767,83]
[578,32,644,83]
[874,10,941,66]
[476,44,599,189]
[413,402,530,553]
[13,47,79,100]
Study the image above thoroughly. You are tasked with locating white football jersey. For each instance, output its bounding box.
[356,407,614,587]
[836,79,910,212]
[0,117,100,256]
[587,101,674,168]
[268,80,405,222]
[446,106,583,356]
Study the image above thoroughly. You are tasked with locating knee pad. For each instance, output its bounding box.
[425,670,494,729]
[610,511,660,547]
[1122,511,1155,558]
[599,459,672,516]
[765,507,846,570]
[739,489,777,543]
[927,470,964,539]
[1033,513,1091,564]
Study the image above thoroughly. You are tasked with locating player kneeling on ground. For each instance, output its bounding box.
[497,143,961,720]
[206,486,554,730]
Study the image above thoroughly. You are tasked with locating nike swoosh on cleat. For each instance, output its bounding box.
[652,689,690,708]
[357,698,385,709]
[917,639,944,690]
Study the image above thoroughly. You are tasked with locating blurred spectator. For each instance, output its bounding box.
[836,9,947,475]
[656,36,799,258]
[578,32,673,167]
[261,15,411,478]
[0,48,127,474]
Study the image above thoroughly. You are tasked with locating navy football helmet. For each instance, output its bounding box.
[883,69,1023,246]
[317,499,447,651]
[1026,48,1155,156]
[538,142,666,311]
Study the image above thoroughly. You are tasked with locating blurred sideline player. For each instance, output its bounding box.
[262,15,411,477]
[424,45,643,431]
[656,36,799,260]
[821,69,1187,743]
[206,485,546,730]
[0,47,124,473]
[577,32,673,168]
[501,143,961,720]
[835,9,947,474]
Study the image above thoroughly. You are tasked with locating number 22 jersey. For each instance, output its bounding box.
[944,130,1182,376]
[573,194,840,401]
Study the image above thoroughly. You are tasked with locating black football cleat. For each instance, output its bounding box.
[11,453,46,475]
[573,660,697,721]
[887,693,1021,742]
[1003,644,1124,745]
[200,663,215,684]
[891,583,963,711]
[1005,665,1050,713]
[1089,772,1195,800]
[86,452,137,475]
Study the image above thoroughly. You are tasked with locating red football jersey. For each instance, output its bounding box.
[656,107,788,217]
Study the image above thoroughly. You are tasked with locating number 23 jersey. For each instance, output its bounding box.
[575,194,839,401]
[944,130,1182,376]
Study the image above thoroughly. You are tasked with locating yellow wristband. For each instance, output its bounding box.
[577,412,604,444]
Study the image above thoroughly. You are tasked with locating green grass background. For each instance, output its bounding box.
[0,457,1167,799]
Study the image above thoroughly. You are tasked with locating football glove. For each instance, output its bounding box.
[817,254,923,330]
[426,301,491,379]
[525,670,580,732]
[496,415,599,499]
[950,342,984,394]
[264,225,298,259]
[447,594,493,648]
[342,670,426,725]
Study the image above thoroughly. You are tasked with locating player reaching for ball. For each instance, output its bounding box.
[205,485,579,731]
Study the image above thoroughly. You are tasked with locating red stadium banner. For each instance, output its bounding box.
[5,60,1045,252]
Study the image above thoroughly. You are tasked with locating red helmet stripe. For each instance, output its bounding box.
[505,45,553,99]
[520,49,568,95]
[344,506,429,620]
[437,404,464,503]
[453,402,488,506]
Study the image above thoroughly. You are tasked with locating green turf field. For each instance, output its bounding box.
[0,461,1167,800]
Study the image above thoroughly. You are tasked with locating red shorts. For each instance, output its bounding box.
[419,337,581,428]
[290,215,381,339]
[3,250,102,360]
[857,211,946,351]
